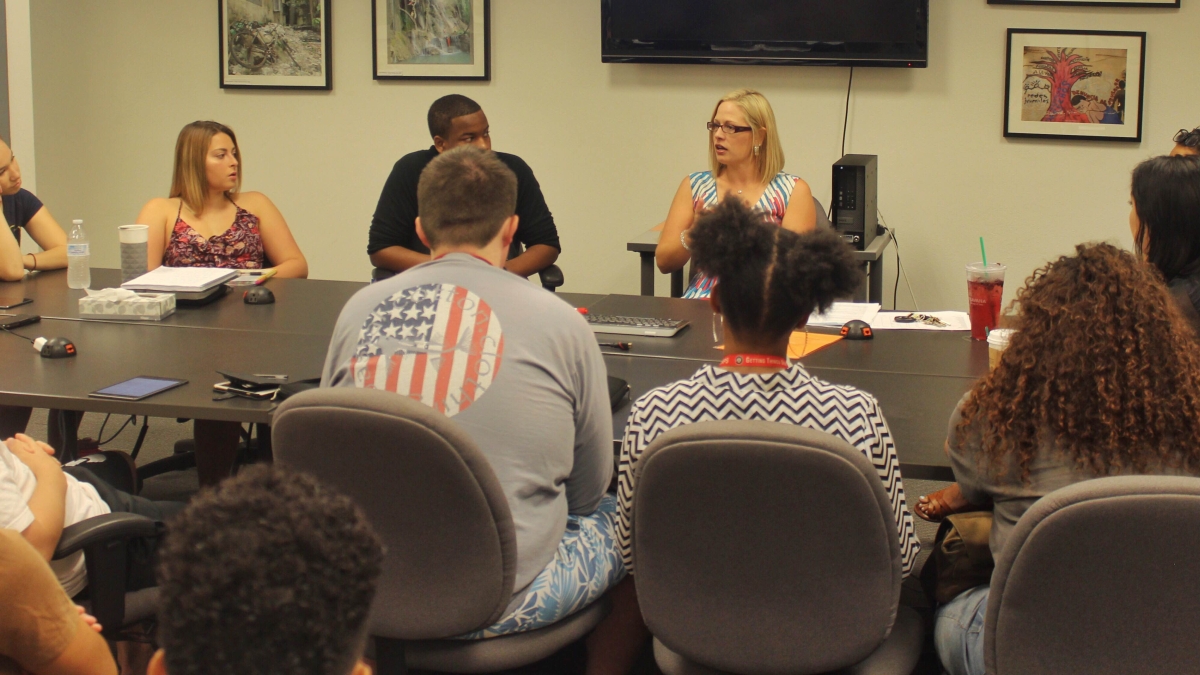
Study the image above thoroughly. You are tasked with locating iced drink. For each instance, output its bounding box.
[966,263,1006,341]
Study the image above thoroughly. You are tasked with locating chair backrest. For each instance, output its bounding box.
[633,420,902,674]
[813,196,833,231]
[273,387,517,640]
[985,475,1200,675]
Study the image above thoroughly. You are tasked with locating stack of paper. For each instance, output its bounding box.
[122,267,238,293]
[808,302,881,327]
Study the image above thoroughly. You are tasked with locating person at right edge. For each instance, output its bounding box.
[933,243,1200,675]
[368,94,561,278]
[1128,154,1200,333]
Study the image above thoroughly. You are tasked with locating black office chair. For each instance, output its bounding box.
[273,388,610,674]
[633,420,922,675]
[372,242,564,291]
[52,513,164,642]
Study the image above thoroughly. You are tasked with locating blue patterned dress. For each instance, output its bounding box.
[682,170,802,299]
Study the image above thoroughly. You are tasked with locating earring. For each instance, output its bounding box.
[754,145,761,156]
[712,313,724,343]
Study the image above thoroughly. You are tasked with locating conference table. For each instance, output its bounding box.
[0,268,984,480]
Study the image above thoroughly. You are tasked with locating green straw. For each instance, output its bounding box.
[980,236,991,337]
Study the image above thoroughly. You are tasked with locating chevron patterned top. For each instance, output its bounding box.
[617,363,920,577]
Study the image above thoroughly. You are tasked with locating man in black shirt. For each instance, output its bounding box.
[368,95,561,277]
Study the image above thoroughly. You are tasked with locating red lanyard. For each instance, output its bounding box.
[719,354,789,369]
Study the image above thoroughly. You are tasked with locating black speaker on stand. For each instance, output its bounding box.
[831,154,878,251]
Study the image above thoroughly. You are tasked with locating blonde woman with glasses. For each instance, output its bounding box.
[137,121,307,278]
[655,89,816,299]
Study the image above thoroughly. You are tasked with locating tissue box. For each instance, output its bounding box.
[79,292,176,321]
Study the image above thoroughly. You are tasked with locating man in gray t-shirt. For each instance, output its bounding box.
[321,147,620,637]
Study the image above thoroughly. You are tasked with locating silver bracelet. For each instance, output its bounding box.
[680,230,690,251]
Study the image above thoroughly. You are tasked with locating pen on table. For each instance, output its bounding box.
[599,341,632,351]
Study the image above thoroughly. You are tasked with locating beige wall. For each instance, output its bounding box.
[29,1,1200,309]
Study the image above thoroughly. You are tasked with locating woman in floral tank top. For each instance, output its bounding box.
[133,121,308,487]
[137,121,307,278]
[655,89,818,299]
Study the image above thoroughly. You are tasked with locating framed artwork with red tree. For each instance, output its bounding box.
[1004,29,1145,142]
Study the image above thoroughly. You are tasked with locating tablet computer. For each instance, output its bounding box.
[89,376,188,401]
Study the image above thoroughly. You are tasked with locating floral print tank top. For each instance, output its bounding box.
[163,199,266,269]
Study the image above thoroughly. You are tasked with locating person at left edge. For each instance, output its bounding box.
[0,137,68,282]
[367,94,561,278]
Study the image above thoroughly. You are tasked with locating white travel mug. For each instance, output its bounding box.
[119,224,150,283]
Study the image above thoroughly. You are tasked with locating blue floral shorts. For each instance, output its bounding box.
[458,492,626,639]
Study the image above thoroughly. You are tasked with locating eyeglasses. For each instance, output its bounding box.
[707,121,752,135]
[1174,128,1200,147]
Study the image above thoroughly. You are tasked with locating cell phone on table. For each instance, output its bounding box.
[0,297,32,310]
[89,376,188,401]
[0,314,40,330]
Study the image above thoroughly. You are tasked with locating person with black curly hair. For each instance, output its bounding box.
[147,466,383,675]
[932,243,1200,675]
[583,198,921,675]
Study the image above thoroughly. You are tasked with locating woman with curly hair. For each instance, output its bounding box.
[932,242,1200,675]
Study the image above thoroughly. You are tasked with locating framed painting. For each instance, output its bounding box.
[1004,29,1146,142]
[219,0,332,90]
[990,0,1177,7]
[373,0,490,80]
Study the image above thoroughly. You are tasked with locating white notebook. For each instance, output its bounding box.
[121,267,238,292]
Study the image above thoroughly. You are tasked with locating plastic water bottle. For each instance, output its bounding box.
[66,219,91,289]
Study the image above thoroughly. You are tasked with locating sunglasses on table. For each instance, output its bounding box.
[707,121,753,134]
[1174,128,1200,147]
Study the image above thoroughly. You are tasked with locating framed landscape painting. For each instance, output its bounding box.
[373,0,490,80]
[1004,29,1146,142]
[990,0,1177,6]
[219,0,332,89]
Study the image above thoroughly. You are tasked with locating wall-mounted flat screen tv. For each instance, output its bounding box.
[602,0,929,68]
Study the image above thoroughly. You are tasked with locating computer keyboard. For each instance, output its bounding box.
[584,314,689,337]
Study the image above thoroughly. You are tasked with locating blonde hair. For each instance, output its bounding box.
[170,121,241,216]
[707,89,785,185]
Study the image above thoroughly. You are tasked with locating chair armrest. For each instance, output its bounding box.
[54,513,161,560]
[538,264,564,290]
[372,267,396,283]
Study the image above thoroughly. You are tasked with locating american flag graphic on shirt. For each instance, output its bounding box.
[352,283,504,416]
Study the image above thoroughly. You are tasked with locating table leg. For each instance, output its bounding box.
[639,252,655,296]
[868,257,884,305]
[194,419,243,486]
[47,410,81,463]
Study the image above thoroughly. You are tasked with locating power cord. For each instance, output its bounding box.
[841,66,854,160]
[829,66,856,223]
[1,326,33,343]
[878,210,919,311]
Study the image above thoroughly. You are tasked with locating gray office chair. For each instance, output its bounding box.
[632,421,922,675]
[985,475,1200,675]
[272,388,610,674]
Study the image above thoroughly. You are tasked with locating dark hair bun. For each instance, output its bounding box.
[688,195,863,337]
